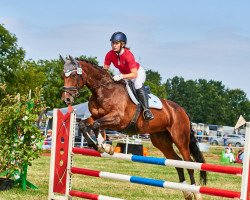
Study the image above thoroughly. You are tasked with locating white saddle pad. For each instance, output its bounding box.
[126,84,163,110]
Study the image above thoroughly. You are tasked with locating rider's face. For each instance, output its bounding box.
[111,42,122,52]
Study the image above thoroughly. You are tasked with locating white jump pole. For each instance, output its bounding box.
[240,122,250,200]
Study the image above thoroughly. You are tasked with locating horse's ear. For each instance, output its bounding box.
[69,55,77,65]
[59,54,66,64]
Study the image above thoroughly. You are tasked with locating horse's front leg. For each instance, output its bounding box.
[94,129,115,155]
[92,112,122,130]
[78,118,98,150]
[79,116,114,155]
[78,117,107,153]
[92,113,122,155]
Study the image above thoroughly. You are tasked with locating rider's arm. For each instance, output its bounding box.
[122,68,138,79]
[104,51,112,70]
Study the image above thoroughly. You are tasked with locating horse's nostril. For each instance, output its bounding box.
[64,97,73,105]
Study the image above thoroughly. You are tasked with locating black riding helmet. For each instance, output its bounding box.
[110,32,127,44]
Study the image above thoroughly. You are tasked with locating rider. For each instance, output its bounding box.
[103,31,154,121]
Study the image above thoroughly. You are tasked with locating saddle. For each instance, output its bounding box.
[126,80,163,110]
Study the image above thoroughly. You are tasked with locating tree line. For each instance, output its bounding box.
[1,24,249,126]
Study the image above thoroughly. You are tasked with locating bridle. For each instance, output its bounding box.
[62,56,116,101]
[63,62,84,98]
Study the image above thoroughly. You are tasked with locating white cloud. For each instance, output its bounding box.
[1,15,250,98]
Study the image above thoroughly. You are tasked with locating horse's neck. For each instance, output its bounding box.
[81,62,112,92]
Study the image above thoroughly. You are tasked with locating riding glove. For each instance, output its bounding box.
[113,74,123,81]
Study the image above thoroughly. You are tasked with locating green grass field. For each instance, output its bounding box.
[0,143,243,200]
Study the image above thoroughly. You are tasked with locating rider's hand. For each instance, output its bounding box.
[103,65,110,70]
[113,74,123,81]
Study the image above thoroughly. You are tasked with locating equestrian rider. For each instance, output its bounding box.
[103,31,154,121]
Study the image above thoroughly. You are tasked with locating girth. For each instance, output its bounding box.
[121,104,141,135]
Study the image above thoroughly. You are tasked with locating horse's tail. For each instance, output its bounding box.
[189,122,207,185]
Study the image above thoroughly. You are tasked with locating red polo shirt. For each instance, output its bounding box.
[104,48,140,74]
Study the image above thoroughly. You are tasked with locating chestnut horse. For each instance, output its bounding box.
[61,56,206,200]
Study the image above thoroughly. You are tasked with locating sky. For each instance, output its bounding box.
[1,0,250,99]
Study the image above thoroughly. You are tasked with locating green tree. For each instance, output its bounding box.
[196,79,228,125]
[145,69,167,98]
[8,60,46,95]
[165,76,186,105]
[165,76,250,126]
[36,59,65,109]
[0,24,25,87]
[0,88,45,178]
[225,89,250,125]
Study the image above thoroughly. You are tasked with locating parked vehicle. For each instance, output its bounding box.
[210,134,245,147]
[105,129,121,138]
[139,133,150,139]
[208,124,218,132]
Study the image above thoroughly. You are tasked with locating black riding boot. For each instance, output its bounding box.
[136,87,154,120]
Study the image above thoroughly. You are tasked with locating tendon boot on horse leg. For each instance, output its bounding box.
[193,193,202,200]
[78,120,98,150]
[176,168,193,200]
[96,130,114,155]
[93,121,114,155]
[136,87,154,120]
[182,191,193,200]
[187,168,203,200]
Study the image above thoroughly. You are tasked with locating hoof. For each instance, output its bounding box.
[97,145,105,153]
[97,144,114,155]
[103,144,114,155]
[108,145,114,155]
[193,193,202,200]
[182,191,193,200]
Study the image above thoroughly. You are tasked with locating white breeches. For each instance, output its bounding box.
[131,67,146,89]
[225,153,235,162]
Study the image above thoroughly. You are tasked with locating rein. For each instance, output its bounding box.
[89,80,113,90]
[63,60,114,96]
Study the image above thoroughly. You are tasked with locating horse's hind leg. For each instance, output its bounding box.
[150,132,193,200]
[174,141,203,200]
[171,127,203,200]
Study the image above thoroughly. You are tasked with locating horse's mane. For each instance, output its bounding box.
[77,58,104,71]
[76,58,126,86]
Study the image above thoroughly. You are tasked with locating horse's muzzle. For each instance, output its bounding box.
[61,91,74,105]
[61,86,79,105]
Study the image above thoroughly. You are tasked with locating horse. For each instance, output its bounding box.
[60,55,206,200]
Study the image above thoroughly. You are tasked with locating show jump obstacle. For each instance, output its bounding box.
[48,107,250,200]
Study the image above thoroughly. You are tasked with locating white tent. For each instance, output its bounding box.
[235,115,246,129]
[47,102,91,120]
